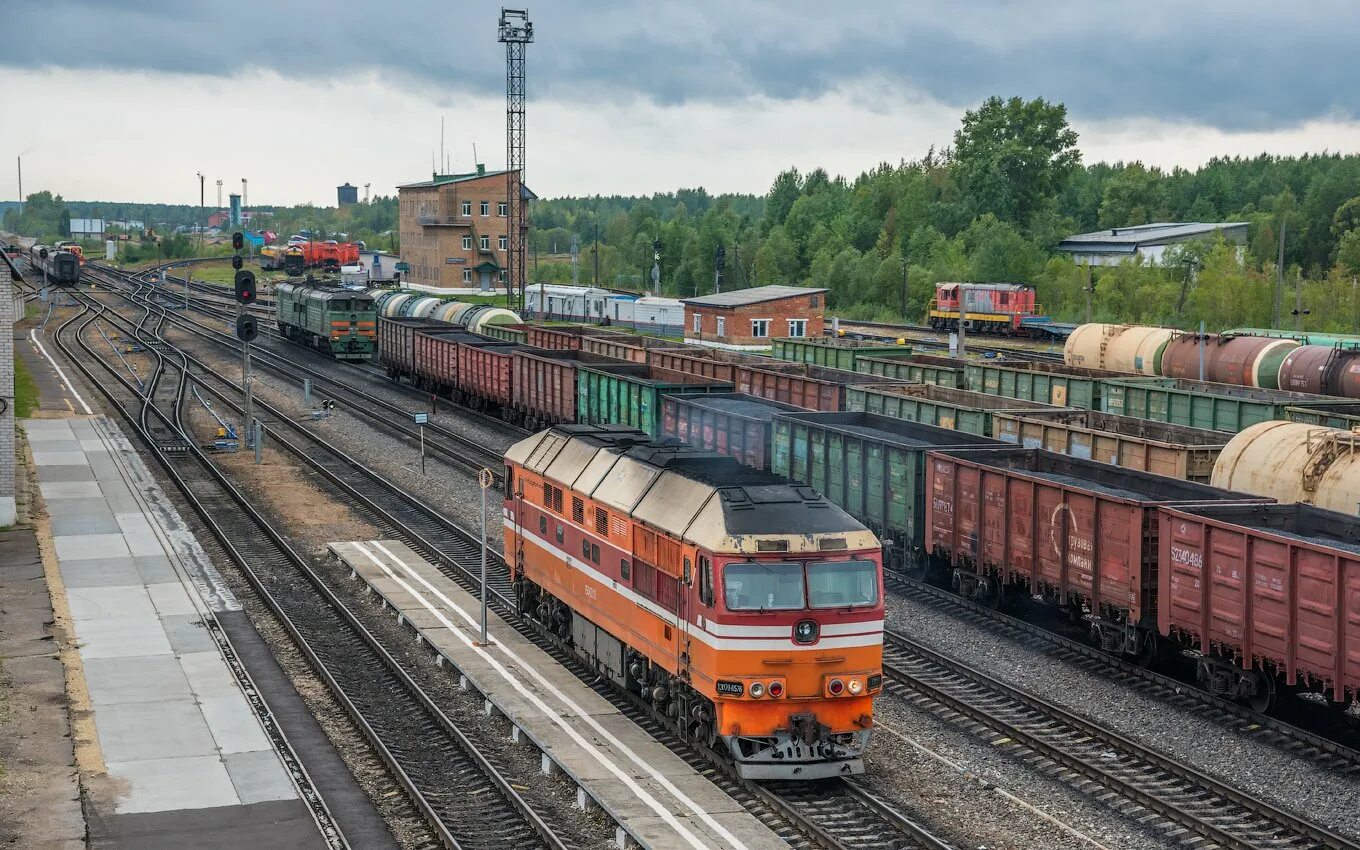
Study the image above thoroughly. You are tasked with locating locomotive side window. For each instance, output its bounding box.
[723,562,804,611]
[539,516,547,535]
[807,560,879,608]
[503,466,514,500]
[698,557,714,607]
[620,559,631,581]
[556,524,564,544]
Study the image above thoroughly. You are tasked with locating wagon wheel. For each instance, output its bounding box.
[899,547,928,581]
[1247,671,1278,714]
[975,576,1004,610]
[1134,633,1161,667]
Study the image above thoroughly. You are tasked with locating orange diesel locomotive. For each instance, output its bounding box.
[503,424,884,779]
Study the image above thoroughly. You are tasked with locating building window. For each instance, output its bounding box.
[751,319,770,338]
[716,316,725,338]
[810,294,820,307]
[692,313,702,334]
[461,201,471,216]
[462,269,472,283]
[787,319,807,337]
[498,234,508,251]
[480,235,490,250]
[462,235,472,250]
[480,201,490,216]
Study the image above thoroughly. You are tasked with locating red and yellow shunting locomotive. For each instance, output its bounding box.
[503,424,884,779]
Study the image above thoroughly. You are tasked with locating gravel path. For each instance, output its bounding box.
[883,589,1360,842]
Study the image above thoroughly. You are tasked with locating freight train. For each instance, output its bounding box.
[378,319,1360,714]
[274,281,377,360]
[27,244,81,286]
[1065,322,1360,400]
[260,240,361,276]
[504,424,883,778]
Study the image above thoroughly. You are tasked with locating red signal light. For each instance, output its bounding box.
[828,678,844,696]
[767,681,784,698]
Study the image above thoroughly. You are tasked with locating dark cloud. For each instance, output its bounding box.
[6,0,1358,130]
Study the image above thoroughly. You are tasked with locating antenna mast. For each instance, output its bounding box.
[499,7,533,311]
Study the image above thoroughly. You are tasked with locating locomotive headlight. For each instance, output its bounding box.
[749,682,765,699]
[848,678,864,695]
[793,619,819,644]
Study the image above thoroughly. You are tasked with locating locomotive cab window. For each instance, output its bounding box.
[698,556,714,607]
[807,560,879,608]
[723,562,804,611]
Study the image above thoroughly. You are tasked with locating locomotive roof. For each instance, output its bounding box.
[506,425,876,554]
[277,282,374,299]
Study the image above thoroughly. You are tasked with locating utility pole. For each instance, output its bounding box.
[713,244,726,295]
[900,255,909,320]
[216,179,223,211]
[499,7,534,312]
[16,157,22,215]
[196,172,205,257]
[1084,263,1094,323]
[1274,215,1287,328]
[592,223,600,288]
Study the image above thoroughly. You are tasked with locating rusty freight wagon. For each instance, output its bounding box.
[771,412,1000,573]
[456,340,523,411]
[990,410,1230,482]
[736,362,888,412]
[377,317,449,379]
[854,354,965,387]
[647,347,765,384]
[410,330,497,391]
[525,324,619,351]
[661,393,802,470]
[576,363,731,437]
[1158,502,1360,712]
[847,383,1076,436]
[511,349,636,429]
[580,332,680,364]
[924,447,1267,660]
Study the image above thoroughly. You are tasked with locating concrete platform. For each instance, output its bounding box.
[25,415,330,848]
[331,539,788,850]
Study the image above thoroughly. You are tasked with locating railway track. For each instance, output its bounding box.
[71,269,960,850]
[879,629,1354,850]
[83,265,510,479]
[835,319,1066,362]
[51,293,574,850]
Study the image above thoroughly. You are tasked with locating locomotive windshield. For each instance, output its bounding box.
[807,560,878,608]
[723,559,880,611]
[723,562,804,611]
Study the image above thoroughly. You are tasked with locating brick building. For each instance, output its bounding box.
[397,165,534,290]
[681,285,826,348]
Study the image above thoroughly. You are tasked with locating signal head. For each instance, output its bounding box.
[231,255,243,270]
[232,231,244,250]
[234,269,257,305]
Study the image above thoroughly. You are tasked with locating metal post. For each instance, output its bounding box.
[303,378,311,407]
[242,336,254,446]
[956,284,967,359]
[1084,263,1093,324]
[480,482,489,646]
[254,420,263,464]
[420,425,426,475]
[900,256,909,320]
[1198,321,1205,382]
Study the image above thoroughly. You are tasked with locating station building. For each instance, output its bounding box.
[397,165,534,291]
[682,285,827,349]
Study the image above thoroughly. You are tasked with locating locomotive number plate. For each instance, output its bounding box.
[715,680,744,697]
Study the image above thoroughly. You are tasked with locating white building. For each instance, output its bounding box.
[1058,222,1248,267]
[68,218,104,240]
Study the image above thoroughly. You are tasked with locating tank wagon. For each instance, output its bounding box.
[504,425,884,779]
[1064,323,1176,375]
[1158,332,1297,389]
[1210,420,1360,514]
[274,281,376,360]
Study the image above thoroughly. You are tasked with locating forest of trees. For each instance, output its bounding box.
[11,95,1360,332]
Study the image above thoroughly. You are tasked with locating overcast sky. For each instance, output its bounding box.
[4,0,1359,207]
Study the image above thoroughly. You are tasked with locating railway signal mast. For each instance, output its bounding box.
[499,8,533,312]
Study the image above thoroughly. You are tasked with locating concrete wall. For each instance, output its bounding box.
[1,262,15,526]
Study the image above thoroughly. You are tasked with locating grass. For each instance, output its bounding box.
[14,353,38,418]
